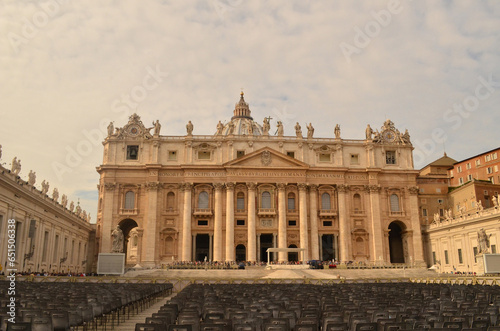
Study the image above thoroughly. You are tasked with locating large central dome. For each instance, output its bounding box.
[217,92,264,136]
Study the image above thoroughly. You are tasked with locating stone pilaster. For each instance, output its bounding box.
[277,183,287,262]
[142,182,160,267]
[298,183,309,262]
[213,183,224,262]
[367,184,383,263]
[225,182,235,261]
[181,183,193,261]
[309,185,319,260]
[408,186,425,265]
[337,184,349,262]
[101,183,116,253]
[247,182,257,262]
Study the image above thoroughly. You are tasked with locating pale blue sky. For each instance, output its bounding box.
[1,0,499,221]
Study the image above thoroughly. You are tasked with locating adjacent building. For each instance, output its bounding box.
[96,93,425,267]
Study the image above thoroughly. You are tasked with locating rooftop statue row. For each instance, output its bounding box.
[0,145,91,222]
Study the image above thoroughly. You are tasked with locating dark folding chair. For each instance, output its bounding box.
[233,324,256,331]
[6,323,33,331]
[355,322,377,331]
[323,322,348,331]
[31,316,53,331]
[51,311,70,331]
[167,325,193,331]
[135,324,164,331]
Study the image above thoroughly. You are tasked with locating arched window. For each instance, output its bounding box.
[261,191,271,208]
[321,193,331,210]
[166,192,175,209]
[288,193,296,210]
[390,194,400,212]
[236,192,245,210]
[124,191,135,209]
[198,191,209,209]
[353,194,361,211]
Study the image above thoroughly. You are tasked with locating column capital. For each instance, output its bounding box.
[181,182,193,191]
[145,181,161,191]
[297,183,308,191]
[365,184,381,193]
[407,186,419,195]
[309,184,318,192]
[104,183,116,191]
[337,184,349,193]
[246,182,257,190]
[225,182,235,190]
[213,182,225,191]
[276,183,287,190]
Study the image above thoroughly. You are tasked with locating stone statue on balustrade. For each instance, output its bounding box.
[11,157,21,175]
[294,122,302,138]
[365,124,373,140]
[75,204,81,216]
[334,124,341,139]
[433,213,440,223]
[276,121,284,137]
[28,170,36,186]
[152,120,161,136]
[41,180,49,195]
[107,122,114,137]
[262,117,270,135]
[216,121,224,135]
[476,199,483,213]
[111,225,124,253]
[52,188,59,202]
[61,194,68,208]
[492,195,499,208]
[478,228,491,253]
[69,201,75,212]
[186,121,194,135]
[307,123,314,139]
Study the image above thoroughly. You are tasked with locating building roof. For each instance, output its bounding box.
[453,147,500,165]
[422,153,457,169]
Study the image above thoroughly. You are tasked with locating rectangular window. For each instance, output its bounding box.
[492,245,497,254]
[459,177,464,185]
[42,231,49,262]
[350,154,359,165]
[457,166,462,173]
[236,150,245,158]
[236,220,245,226]
[494,153,498,160]
[432,252,436,265]
[236,196,245,210]
[467,174,472,181]
[323,221,333,227]
[487,167,493,174]
[494,165,498,172]
[450,170,454,177]
[288,197,295,210]
[486,155,491,162]
[385,151,396,164]
[444,250,449,264]
[197,220,208,226]
[126,145,139,160]
[490,177,494,184]
[466,163,471,170]
[473,247,478,263]
[198,151,211,160]
[286,151,295,158]
[288,220,297,226]
[168,151,177,160]
[422,209,427,217]
[319,153,331,162]
[458,249,463,264]
[476,160,481,166]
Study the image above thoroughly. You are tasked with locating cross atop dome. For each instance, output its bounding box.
[232,91,252,120]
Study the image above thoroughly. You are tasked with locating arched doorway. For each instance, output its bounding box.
[236,244,246,262]
[388,221,406,263]
[288,244,298,262]
[119,218,138,265]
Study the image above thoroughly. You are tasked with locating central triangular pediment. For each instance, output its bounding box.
[224,147,309,169]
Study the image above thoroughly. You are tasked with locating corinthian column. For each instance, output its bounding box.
[277,183,287,262]
[225,182,235,261]
[337,184,349,262]
[309,184,319,260]
[298,183,309,262]
[213,183,224,262]
[181,183,193,261]
[101,183,116,253]
[247,182,257,262]
[367,184,383,263]
[143,181,161,267]
[408,186,425,265]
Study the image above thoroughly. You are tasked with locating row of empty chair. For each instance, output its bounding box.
[136,282,500,331]
[0,280,172,331]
